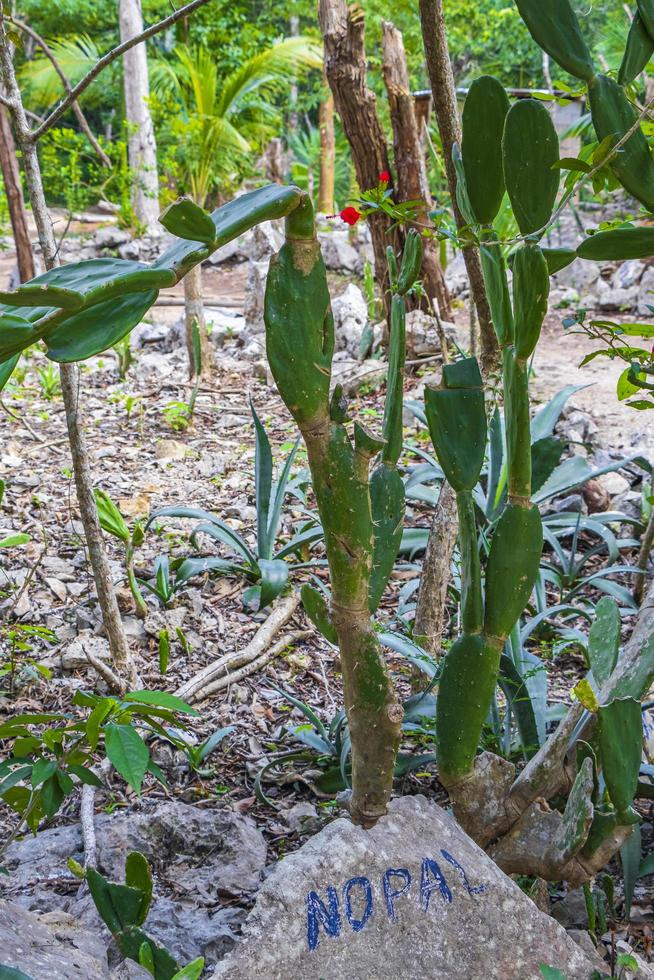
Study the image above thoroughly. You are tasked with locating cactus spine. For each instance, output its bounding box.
[265,199,421,825]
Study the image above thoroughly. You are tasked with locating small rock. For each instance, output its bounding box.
[551,493,587,514]
[612,259,646,290]
[131,321,169,347]
[582,478,611,513]
[94,226,131,249]
[597,472,631,497]
[155,439,188,461]
[556,408,599,446]
[317,229,360,273]
[404,309,456,357]
[611,489,643,520]
[284,802,320,834]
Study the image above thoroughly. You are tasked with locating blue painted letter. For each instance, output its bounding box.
[441,849,486,896]
[343,876,374,933]
[420,857,452,912]
[382,867,412,922]
[306,886,341,951]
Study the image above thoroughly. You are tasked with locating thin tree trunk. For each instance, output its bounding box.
[317,80,335,214]
[319,0,402,312]
[183,263,209,377]
[381,21,451,321]
[288,14,299,131]
[118,0,160,234]
[413,481,458,654]
[418,0,499,375]
[0,18,137,687]
[0,105,35,283]
[634,508,654,605]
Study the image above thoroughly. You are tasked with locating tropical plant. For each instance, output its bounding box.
[147,400,321,611]
[255,683,436,805]
[564,309,654,412]
[95,488,148,618]
[0,689,198,861]
[74,851,204,980]
[400,385,642,622]
[152,39,322,207]
[408,60,654,884]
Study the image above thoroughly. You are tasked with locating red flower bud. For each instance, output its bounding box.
[379,170,391,183]
[340,206,362,226]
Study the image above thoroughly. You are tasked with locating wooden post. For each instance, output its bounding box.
[381,21,451,320]
[319,0,402,310]
[0,105,35,282]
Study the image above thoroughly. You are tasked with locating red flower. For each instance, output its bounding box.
[379,170,391,183]
[340,206,362,226]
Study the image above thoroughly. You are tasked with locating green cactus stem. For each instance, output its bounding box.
[457,491,482,635]
[503,349,532,504]
[461,75,510,225]
[264,194,403,826]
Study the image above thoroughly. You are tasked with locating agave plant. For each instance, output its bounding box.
[146,401,322,610]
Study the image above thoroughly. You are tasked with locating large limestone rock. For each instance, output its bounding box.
[0,901,111,979]
[1,802,265,970]
[212,796,599,980]
[332,283,368,356]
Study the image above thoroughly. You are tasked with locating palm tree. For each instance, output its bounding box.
[153,38,322,376]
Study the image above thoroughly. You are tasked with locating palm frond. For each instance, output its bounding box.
[18,34,101,108]
[216,37,322,118]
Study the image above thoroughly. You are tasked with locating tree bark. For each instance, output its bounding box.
[118,0,160,234]
[0,15,137,687]
[381,21,451,321]
[0,105,35,283]
[413,481,458,655]
[418,0,499,375]
[183,263,209,377]
[317,80,335,214]
[319,0,402,309]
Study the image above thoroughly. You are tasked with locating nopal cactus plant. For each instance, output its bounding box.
[264,196,423,825]
[420,53,654,880]
[81,851,203,979]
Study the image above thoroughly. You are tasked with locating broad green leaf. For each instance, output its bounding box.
[123,690,199,715]
[171,958,205,980]
[251,400,273,558]
[0,354,20,392]
[0,533,30,548]
[104,723,149,793]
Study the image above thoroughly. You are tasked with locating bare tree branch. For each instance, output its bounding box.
[10,18,111,167]
[28,0,213,142]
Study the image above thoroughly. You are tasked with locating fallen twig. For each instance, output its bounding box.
[191,629,311,702]
[175,592,301,702]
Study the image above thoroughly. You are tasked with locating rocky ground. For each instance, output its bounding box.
[0,207,653,976]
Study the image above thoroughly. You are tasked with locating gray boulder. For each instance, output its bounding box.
[0,901,111,979]
[318,229,361,273]
[332,284,368,356]
[212,795,599,980]
[1,802,266,969]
